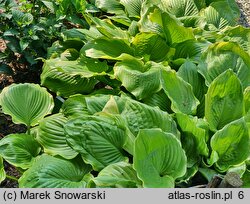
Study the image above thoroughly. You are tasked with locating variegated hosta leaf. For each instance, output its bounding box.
[201,0,240,29]
[244,87,250,114]
[205,70,244,131]
[134,129,187,187]
[160,0,206,17]
[198,42,250,89]
[81,38,134,60]
[95,0,124,15]
[177,60,207,117]
[132,32,170,62]
[114,57,162,100]
[120,0,144,17]
[117,96,179,137]
[36,113,78,160]
[161,68,200,115]
[19,155,92,188]
[0,134,41,169]
[224,26,250,56]
[208,118,249,172]
[41,58,108,97]
[65,113,129,171]
[148,8,195,44]
[0,156,6,184]
[176,113,209,157]
[61,94,111,118]
[91,161,142,187]
[0,83,54,127]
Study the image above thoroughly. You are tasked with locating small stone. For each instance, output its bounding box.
[236,0,250,27]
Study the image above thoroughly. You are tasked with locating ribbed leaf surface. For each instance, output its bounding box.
[37,113,78,159]
[19,155,92,187]
[134,129,187,187]
[0,134,41,169]
[0,83,54,127]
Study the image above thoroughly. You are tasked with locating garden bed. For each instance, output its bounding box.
[1,0,250,188]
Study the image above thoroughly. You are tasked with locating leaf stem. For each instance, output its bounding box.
[6,174,18,182]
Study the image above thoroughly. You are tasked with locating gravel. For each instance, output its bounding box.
[236,0,250,27]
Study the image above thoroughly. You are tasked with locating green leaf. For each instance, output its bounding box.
[142,89,172,112]
[41,58,108,97]
[177,60,207,117]
[132,32,170,62]
[0,64,14,75]
[120,0,143,17]
[176,113,209,157]
[36,113,78,160]
[0,83,54,127]
[224,26,250,56]
[114,57,162,100]
[205,70,244,131]
[242,169,250,188]
[134,129,187,187]
[227,163,246,177]
[181,132,200,167]
[161,68,200,115]
[89,16,129,40]
[161,0,205,17]
[70,0,86,13]
[201,0,240,29]
[3,36,21,53]
[244,87,250,114]
[198,42,250,89]
[19,155,92,188]
[198,167,218,182]
[118,96,179,137]
[0,156,6,184]
[173,39,210,61]
[60,48,79,61]
[0,134,41,169]
[61,94,111,118]
[41,0,57,13]
[65,114,129,171]
[91,161,142,187]
[95,0,124,15]
[148,8,195,44]
[19,38,29,51]
[12,9,33,25]
[209,118,249,172]
[176,165,199,184]
[81,38,134,60]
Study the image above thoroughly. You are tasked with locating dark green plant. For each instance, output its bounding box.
[0,0,89,75]
[0,0,250,188]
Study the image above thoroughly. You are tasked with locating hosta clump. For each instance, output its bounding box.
[0,0,250,188]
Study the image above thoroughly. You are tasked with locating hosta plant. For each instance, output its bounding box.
[0,0,250,188]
